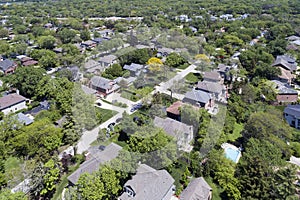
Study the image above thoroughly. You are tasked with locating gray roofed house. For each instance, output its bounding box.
[123,63,144,76]
[272,55,298,72]
[157,47,174,57]
[183,90,213,109]
[89,76,120,96]
[284,105,300,129]
[84,59,105,73]
[180,177,212,200]
[98,55,118,67]
[17,113,34,126]
[81,40,97,49]
[0,59,17,74]
[203,71,222,83]
[196,81,226,99]
[67,143,122,185]
[153,116,193,152]
[118,164,175,200]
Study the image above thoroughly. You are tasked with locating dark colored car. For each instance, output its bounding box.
[99,145,106,151]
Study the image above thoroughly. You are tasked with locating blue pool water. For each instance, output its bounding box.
[225,148,241,163]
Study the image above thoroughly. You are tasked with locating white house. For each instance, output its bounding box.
[0,93,27,115]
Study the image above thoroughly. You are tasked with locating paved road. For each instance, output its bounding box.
[154,64,197,93]
[76,64,195,153]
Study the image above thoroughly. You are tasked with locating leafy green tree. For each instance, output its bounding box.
[0,189,27,200]
[74,166,121,200]
[57,28,77,44]
[127,126,177,168]
[165,53,188,68]
[6,67,45,98]
[207,149,241,200]
[80,29,91,41]
[12,119,62,159]
[76,173,105,200]
[35,77,74,114]
[71,83,98,130]
[242,111,292,157]
[38,35,56,49]
[101,64,124,79]
[0,41,10,55]
[40,159,60,198]
[38,50,58,69]
[0,28,9,38]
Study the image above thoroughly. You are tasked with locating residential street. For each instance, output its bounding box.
[76,64,196,153]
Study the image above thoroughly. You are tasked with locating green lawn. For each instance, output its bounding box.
[95,107,118,123]
[91,133,127,148]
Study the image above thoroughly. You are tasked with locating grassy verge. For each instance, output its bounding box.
[95,107,118,123]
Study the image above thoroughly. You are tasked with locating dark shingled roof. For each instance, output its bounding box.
[0,59,15,72]
[272,55,297,72]
[180,177,212,200]
[119,164,175,200]
[67,143,122,185]
[284,105,300,118]
[90,76,114,90]
[196,81,225,94]
[183,90,211,104]
[203,71,221,82]
[0,93,26,110]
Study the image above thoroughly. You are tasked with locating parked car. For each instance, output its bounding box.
[99,145,106,151]
[130,107,136,112]
[96,102,102,106]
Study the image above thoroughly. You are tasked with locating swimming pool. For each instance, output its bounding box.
[225,147,241,163]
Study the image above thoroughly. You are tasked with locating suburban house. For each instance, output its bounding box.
[276,67,294,84]
[118,164,175,200]
[156,47,174,57]
[123,63,145,76]
[89,76,120,96]
[67,143,122,185]
[183,90,213,109]
[98,29,114,38]
[271,80,298,104]
[166,101,183,121]
[154,116,193,152]
[84,59,105,74]
[98,55,118,68]
[16,113,34,126]
[0,59,17,74]
[0,93,27,115]
[196,81,226,101]
[203,71,222,83]
[179,177,212,200]
[16,55,38,67]
[272,55,298,72]
[284,104,300,129]
[81,40,97,49]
